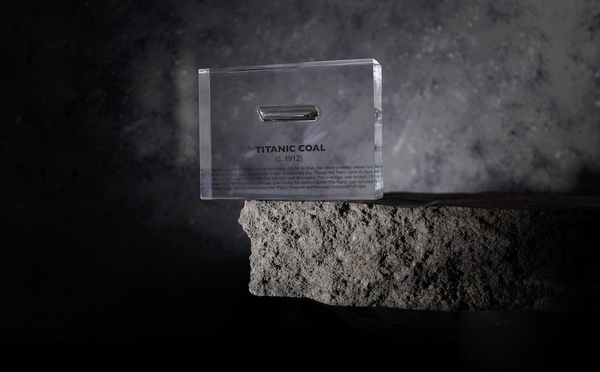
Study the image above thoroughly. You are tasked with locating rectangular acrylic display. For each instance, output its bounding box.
[199,59,383,200]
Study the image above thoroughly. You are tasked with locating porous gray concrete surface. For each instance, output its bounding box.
[239,193,600,312]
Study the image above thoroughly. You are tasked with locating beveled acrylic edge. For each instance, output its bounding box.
[198,58,379,74]
[198,68,212,199]
[201,195,383,200]
[373,60,384,196]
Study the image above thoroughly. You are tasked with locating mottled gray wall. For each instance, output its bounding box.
[122,0,600,194]
[4,0,600,273]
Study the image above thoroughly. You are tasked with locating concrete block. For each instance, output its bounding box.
[239,193,600,311]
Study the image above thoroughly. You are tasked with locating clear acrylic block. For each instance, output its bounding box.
[199,59,383,200]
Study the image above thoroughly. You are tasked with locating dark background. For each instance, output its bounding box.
[2,0,599,368]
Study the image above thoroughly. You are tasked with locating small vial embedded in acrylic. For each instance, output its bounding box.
[256,105,321,122]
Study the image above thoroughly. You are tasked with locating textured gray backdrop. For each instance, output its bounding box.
[2,0,599,366]
[134,0,600,194]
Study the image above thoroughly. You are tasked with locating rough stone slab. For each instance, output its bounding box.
[239,192,600,312]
